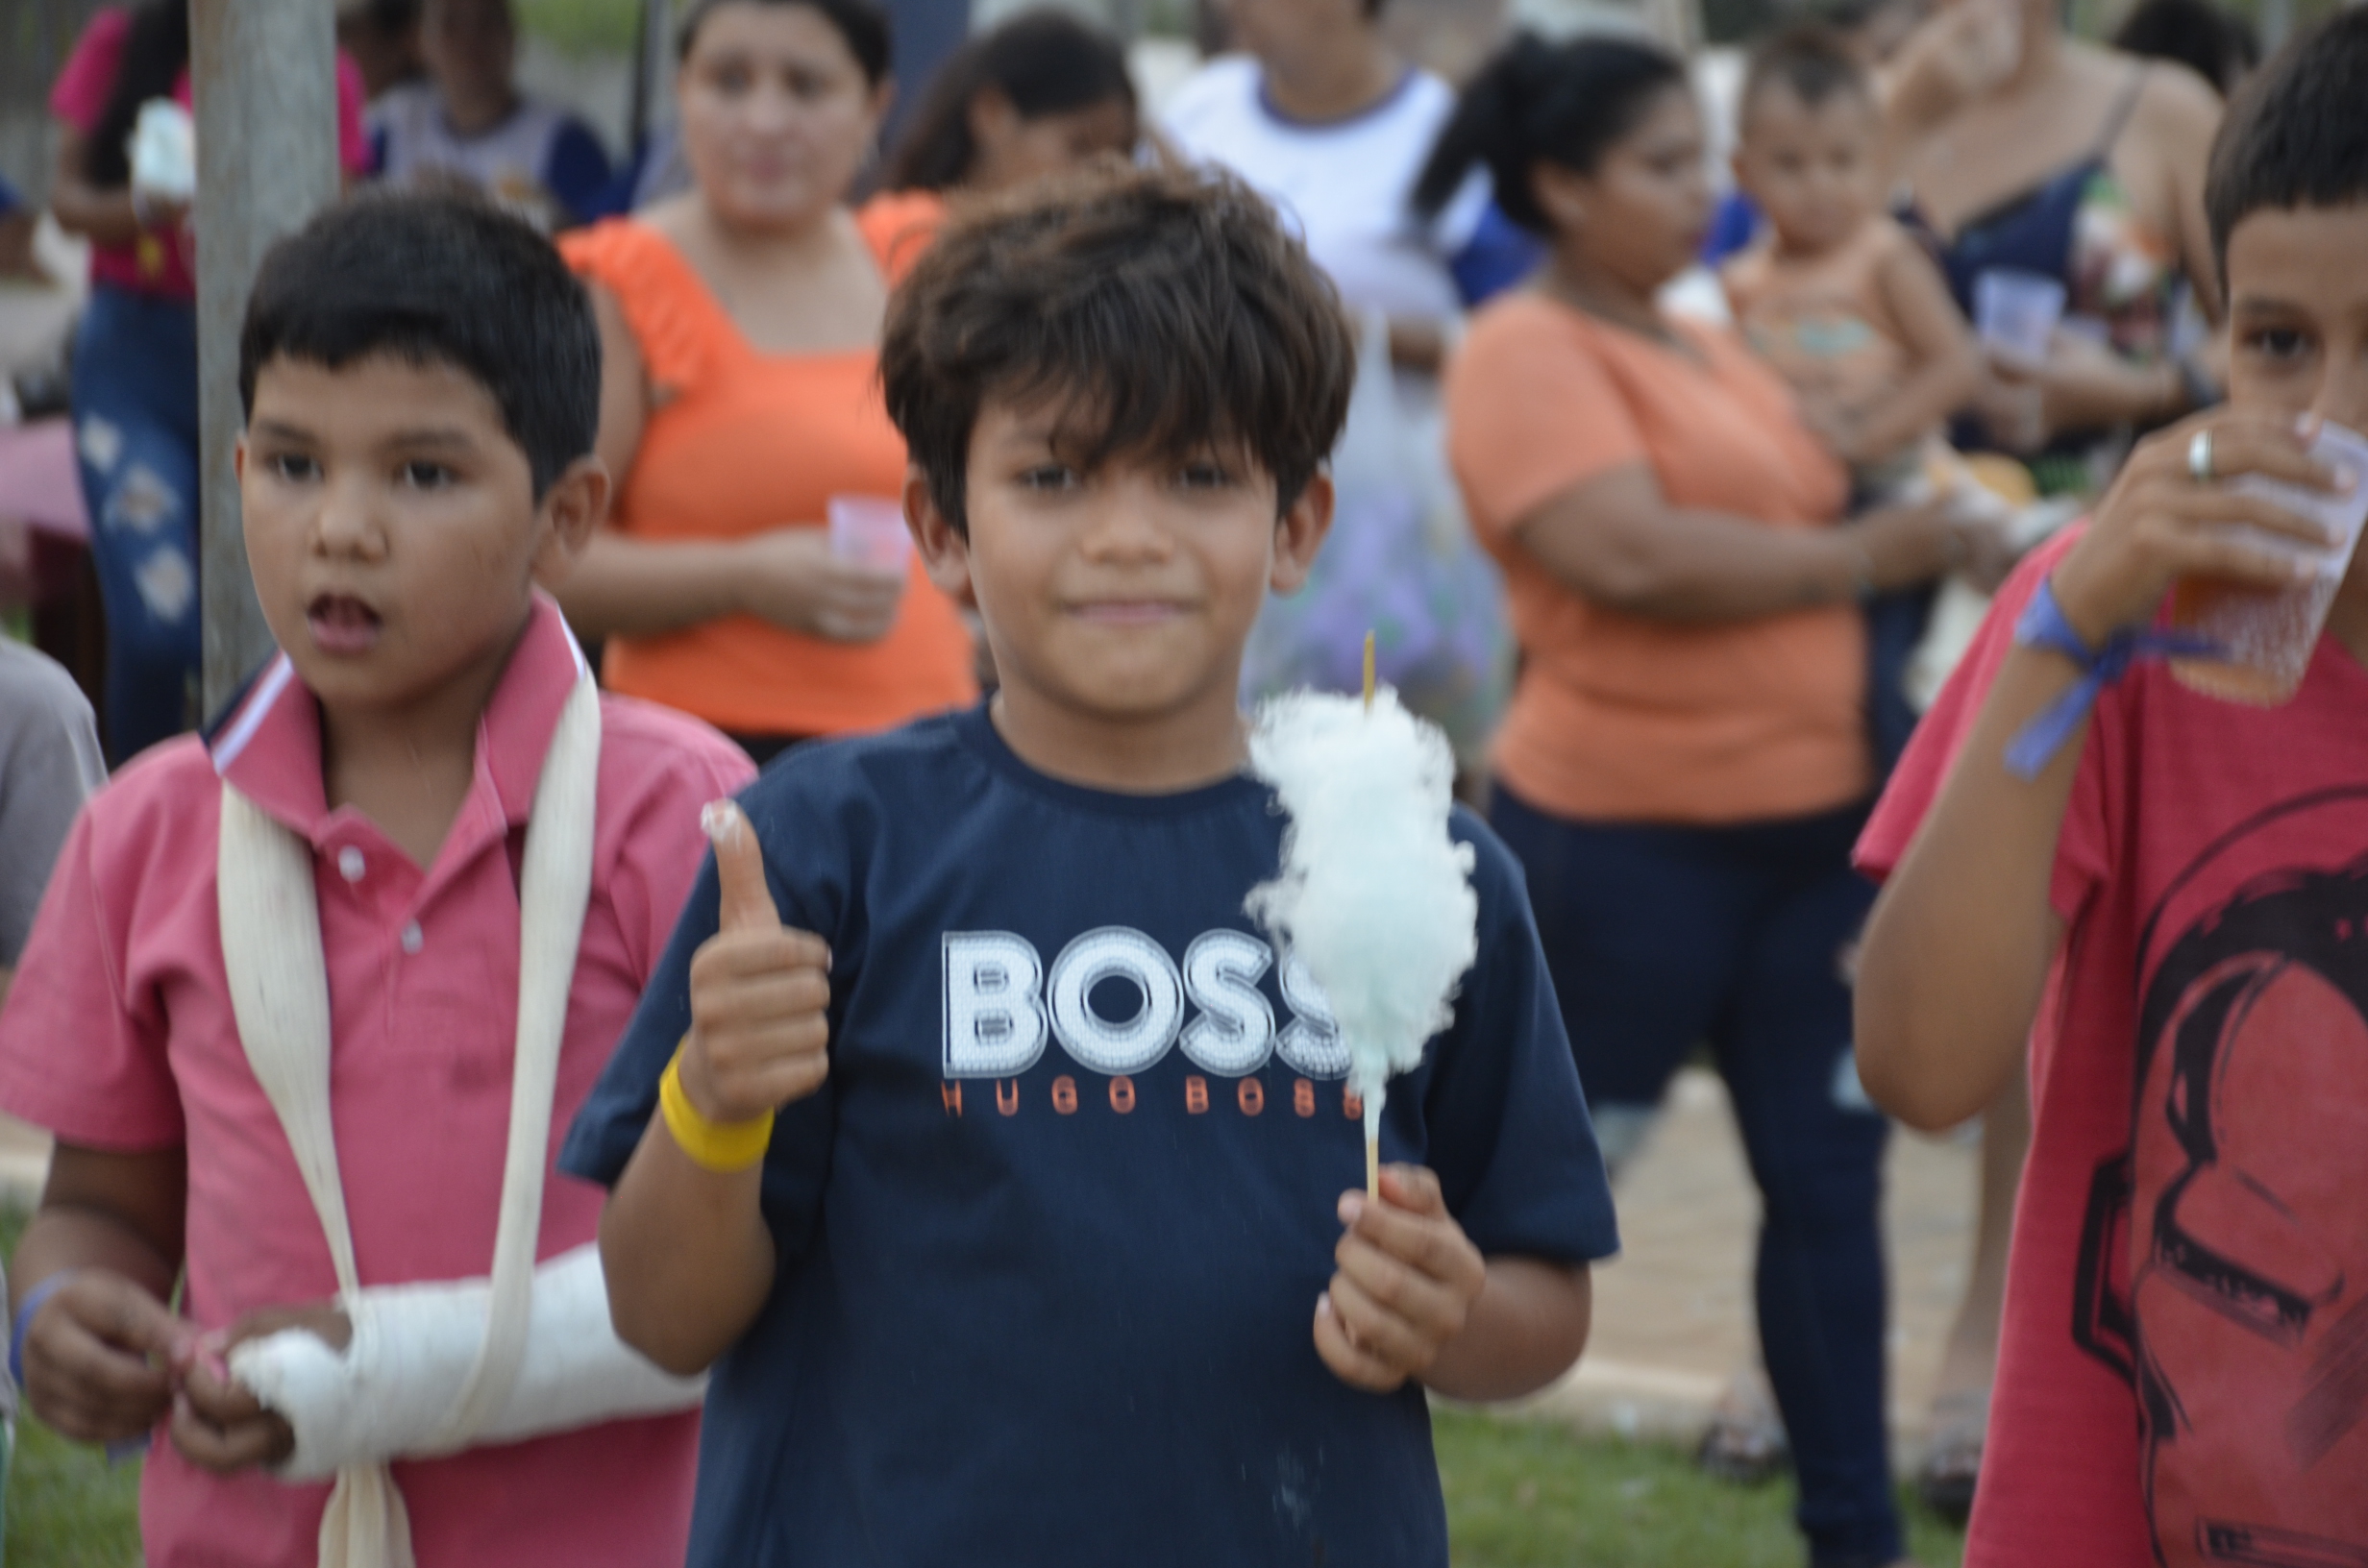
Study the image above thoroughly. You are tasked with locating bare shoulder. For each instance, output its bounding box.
[2130,54,2225,138]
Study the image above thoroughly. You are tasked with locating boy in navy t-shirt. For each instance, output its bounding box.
[562,164,1619,1566]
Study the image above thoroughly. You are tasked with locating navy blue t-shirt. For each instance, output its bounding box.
[562,705,1618,1567]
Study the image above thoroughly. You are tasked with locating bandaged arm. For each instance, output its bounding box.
[229,1243,704,1481]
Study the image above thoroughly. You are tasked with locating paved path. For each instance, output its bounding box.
[0,1113,47,1206]
[1491,1066,1979,1466]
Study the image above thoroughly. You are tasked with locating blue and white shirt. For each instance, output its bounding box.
[369,81,612,231]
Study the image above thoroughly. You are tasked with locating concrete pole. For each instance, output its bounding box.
[191,0,340,714]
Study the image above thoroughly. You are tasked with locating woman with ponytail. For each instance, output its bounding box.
[882,10,1138,198]
[1433,35,1970,1568]
[46,3,369,761]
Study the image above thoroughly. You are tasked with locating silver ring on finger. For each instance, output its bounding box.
[2187,428,2216,484]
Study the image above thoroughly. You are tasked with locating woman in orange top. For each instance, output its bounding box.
[556,0,974,758]
[1427,37,1972,1568]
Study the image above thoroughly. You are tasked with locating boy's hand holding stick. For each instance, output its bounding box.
[1314,1164,1488,1394]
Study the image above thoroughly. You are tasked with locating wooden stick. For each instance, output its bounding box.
[1362,629,1379,1197]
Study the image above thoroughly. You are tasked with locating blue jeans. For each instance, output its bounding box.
[1490,785,1901,1568]
[71,283,201,762]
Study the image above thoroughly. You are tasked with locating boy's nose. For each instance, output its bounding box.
[311,476,386,557]
[1077,495,1176,561]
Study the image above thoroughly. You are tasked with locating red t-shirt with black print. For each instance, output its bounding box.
[1858,530,2368,1567]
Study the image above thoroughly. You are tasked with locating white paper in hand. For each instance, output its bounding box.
[1245,688,1478,1171]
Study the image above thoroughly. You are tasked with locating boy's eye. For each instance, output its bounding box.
[397,460,456,490]
[2242,326,2310,363]
[708,62,752,96]
[265,453,321,483]
[1019,464,1081,492]
[1177,461,1235,490]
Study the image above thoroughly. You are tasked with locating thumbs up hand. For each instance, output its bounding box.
[679,801,834,1125]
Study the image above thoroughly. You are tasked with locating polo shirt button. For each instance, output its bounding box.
[337,846,366,882]
[401,921,424,955]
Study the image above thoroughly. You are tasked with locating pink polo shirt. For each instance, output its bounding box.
[0,597,752,1568]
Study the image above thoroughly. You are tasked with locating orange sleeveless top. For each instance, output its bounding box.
[561,195,974,738]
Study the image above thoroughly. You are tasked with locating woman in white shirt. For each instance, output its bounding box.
[1163,0,1535,765]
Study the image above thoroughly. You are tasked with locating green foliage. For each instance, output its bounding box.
[516,0,644,57]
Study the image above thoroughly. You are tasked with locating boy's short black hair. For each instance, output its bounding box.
[238,191,601,500]
[879,164,1354,535]
[1741,23,1873,122]
[2205,5,2368,278]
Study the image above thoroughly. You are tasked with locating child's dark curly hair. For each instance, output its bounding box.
[880,163,1356,535]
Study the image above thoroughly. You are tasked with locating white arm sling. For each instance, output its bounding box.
[216,676,701,1568]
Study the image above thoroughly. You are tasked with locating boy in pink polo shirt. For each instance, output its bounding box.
[0,193,751,1567]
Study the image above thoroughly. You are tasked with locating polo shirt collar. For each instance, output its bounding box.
[209,594,591,843]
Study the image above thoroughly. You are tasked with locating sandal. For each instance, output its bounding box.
[1695,1366,1790,1485]
[1914,1385,1990,1525]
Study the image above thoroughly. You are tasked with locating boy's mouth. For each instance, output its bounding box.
[1069,599,1189,626]
[307,593,382,656]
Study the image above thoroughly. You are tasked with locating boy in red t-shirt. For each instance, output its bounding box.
[1854,14,2368,1565]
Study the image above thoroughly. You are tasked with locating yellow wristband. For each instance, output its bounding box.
[659,1045,774,1173]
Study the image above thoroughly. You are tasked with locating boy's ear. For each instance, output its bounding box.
[529,456,610,587]
[906,466,974,600]
[1269,471,1335,596]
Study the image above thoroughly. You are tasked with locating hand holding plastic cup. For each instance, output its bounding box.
[826,494,912,572]
[2171,420,2368,706]
[1975,269,2066,370]
[129,98,196,208]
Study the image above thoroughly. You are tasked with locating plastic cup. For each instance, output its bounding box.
[827,494,912,572]
[130,99,196,204]
[2170,421,2368,706]
[1974,269,2067,367]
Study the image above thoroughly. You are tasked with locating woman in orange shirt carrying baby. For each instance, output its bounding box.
[1430,35,1980,1568]
[556,0,974,759]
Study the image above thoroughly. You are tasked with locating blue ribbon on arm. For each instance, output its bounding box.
[2004,577,2220,781]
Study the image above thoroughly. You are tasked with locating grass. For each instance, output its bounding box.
[0,1205,1963,1564]
[0,1408,1967,1566]
[5,1425,141,1568]
[1433,1409,1965,1568]
[0,1415,1970,1568]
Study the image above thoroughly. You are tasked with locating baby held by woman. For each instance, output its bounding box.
[1722,25,1982,505]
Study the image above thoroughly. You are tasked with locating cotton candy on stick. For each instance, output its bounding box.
[1245,674,1479,1198]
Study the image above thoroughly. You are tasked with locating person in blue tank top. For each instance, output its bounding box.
[562,163,1619,1567]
